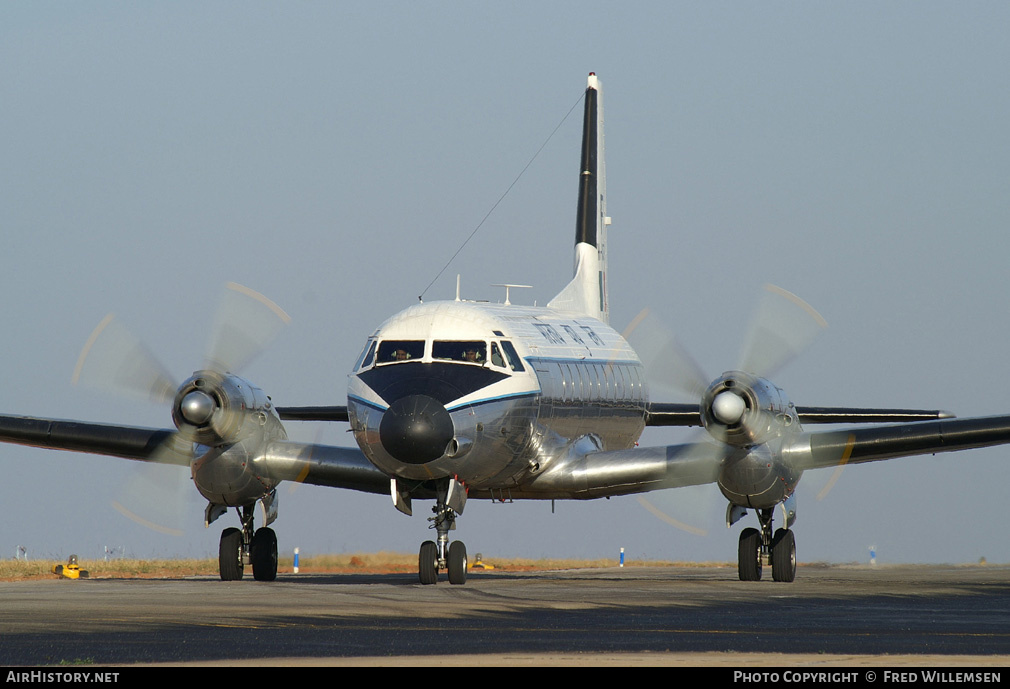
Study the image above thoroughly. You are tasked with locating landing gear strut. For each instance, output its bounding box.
[737,508,796,582]
[217,504,278,582]
[418,480,467,585]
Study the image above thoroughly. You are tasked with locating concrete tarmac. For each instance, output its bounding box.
[2,563,1009,666]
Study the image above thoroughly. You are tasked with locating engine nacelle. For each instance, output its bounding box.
[171,370,282,447]
[701,371,798,448]
[717,443,800,509]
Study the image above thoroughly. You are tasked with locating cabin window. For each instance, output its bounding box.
[432,341,486,364]
[630,366,644,402]
[355,340,377,370]
[377,340,425,363]
[584,363,598,401]
[614,364,626,400]
[573,363,585,400]
[499,340,525,372]
[561,363,573,403]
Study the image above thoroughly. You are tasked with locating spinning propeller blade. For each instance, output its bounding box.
[205,282,291,374]
[72,283,289,536]
[737,284,827,379]
[624,308,708,400]
[72,314,178,405]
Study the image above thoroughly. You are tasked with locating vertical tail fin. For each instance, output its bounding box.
[548,73,610,323]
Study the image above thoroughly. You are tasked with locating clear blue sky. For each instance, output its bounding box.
[2,2,1009,565]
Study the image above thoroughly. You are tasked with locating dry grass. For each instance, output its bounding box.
[0,552,722,581]
[0,558,220,581]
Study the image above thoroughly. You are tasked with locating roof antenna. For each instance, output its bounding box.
[456,275,461,302]
[492,284,532,306]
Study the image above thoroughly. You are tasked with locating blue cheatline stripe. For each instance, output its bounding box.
[446,391,538,412]
[347,394,388,412]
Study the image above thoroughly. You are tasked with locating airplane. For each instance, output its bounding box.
[3,72,1010,584]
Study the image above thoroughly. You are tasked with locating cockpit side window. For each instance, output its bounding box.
[490,342,506,368]
[433,341,486,364]
[499,340,525,372]
[377,340,425,363]
[355,339,377,370]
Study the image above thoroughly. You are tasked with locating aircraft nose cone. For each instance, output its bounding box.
[379,394,454,464]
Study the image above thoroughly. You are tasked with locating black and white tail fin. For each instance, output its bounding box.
[548,73,610,324]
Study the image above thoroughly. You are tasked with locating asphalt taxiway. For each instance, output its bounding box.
[2,564,1009,666]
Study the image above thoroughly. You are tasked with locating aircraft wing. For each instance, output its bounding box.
[0,414,192,465]
[258,439,389,494]
[519,413,1010,501]
[520,438,723,500]
[0,413,389,495]
[645,402,955,427]
[795,414,1010,470]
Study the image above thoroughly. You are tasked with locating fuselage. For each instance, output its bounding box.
[346,300,647,495]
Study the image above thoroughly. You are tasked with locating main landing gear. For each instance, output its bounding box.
[217,504,278,582]
[418,480,468,585]
[737,508,796,582]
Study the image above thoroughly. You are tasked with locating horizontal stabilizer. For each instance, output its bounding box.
[276,406,349,422]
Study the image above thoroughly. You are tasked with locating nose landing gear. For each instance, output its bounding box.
[417,478,468,585]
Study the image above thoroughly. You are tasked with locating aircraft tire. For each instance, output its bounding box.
[738,528,762,581]
[771,528,796,582]
[419,540,438,585]
[251,527,278,582]
[219,527,244,581]
[447,541,467,585]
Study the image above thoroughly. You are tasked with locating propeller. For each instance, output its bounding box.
[71,313,178,405]
[737,283,828,382]
[72,282,290,536]
[623,307,708,400]
[624,284,827,536]
[205,282,292,373]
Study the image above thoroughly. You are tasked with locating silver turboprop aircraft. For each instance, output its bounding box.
[3,73,1010,584]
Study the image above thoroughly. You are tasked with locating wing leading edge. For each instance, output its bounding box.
[0,413,387,495]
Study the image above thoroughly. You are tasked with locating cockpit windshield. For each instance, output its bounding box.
[433,341,486,364]
[376,340,425,363]
[354,339,377,370]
